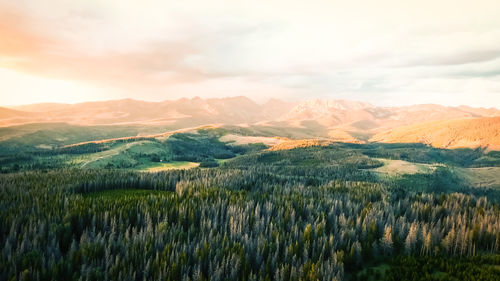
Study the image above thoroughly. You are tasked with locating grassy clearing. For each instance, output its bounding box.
[453,166,500,188]
[73,142,133,168]
[125,140,167,155]
[140,161,199,172]
[220,134,282,146]
[371,158,440,176]
[215,158,232,165]
[371,158,500,190]
[72,140,170,169]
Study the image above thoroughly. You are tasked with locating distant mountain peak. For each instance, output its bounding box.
[1,97,499,148]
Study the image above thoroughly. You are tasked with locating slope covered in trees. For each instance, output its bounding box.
[0,143,499,280]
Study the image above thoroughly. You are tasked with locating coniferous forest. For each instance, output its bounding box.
[1,133,500,281]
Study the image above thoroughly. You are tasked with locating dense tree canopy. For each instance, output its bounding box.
[1,141,499,280]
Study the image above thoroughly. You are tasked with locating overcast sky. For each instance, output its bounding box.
[1,0,500,107]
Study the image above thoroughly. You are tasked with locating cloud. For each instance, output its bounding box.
[0,10,56,63]
[423,50,500,66]
[0,10,210,87]
[1,0,500,107]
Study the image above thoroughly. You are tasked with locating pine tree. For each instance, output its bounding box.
[381,225,393,255]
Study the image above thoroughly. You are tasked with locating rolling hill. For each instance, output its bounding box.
[0,107,37,127]
[2,97,500,149]
[5,97,499,129]
[5,97,290,127]
[371,117,500,150]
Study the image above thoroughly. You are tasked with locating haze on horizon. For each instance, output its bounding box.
[1,0,500,108]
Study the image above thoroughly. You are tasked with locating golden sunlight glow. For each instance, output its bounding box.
[0,68,119,105]
[1,0,500,107]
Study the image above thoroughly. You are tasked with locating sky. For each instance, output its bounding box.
[1,0,500,107]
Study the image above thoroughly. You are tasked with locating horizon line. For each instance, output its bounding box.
[3,95,500,110]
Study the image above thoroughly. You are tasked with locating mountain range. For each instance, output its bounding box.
[2,96,499,149]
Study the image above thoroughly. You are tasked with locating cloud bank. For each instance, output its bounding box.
[1,0,499,107]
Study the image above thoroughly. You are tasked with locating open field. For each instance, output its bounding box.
[76,142,135,168]
[371,158,441,176]
[140,161,200,172]
[219,134,284,146]
[453,166,500,188]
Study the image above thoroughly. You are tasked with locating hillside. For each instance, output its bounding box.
[2,97,500,149]
[4,97,288,127]
[0,107,37,127]
[274,101,500,136]
[371,117,500,149]
[4,98,499,130]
